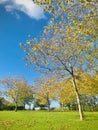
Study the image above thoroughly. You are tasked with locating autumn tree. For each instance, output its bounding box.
[77,72,98,97]
[21,0,98,120]
[18,84,34,109]
[56,72,98,111]
[34,77,56,111]
[74,72,98,111]
[21,14,98,120]
[1,77,34,111]
[33,0,97,18]
[56,79,75,111]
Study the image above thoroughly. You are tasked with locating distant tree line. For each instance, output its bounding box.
[0,73,98,112]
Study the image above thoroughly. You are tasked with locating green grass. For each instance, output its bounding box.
[0,111,98,130]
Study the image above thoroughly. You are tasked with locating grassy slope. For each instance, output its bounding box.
[0,111,98,130]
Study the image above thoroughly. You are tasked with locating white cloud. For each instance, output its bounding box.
[0,0,45,20]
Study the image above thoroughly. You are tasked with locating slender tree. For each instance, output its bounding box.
[21,0,97,120]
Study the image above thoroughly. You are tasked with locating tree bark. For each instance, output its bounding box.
[48,102,50,112]
[15,102,18,112]
[72,76,84,121]
[47,92,50,112]
[61,102,64,111]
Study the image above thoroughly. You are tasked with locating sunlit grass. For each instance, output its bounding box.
[0,111,98,130]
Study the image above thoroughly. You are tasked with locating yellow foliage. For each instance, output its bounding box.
[56,80,75,104]
[76,73,98,96]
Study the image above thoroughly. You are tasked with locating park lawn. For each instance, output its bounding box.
[0,111,98,130]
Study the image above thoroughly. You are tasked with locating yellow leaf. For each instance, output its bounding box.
[33,47,37,51]
[26,41,30,44]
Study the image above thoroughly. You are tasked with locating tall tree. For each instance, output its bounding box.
[21,15,98,120]
[21,0,97,120]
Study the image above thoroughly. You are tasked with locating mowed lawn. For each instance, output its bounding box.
[0,111,98,130]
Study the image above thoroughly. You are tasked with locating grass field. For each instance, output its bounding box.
[0,111,98,130]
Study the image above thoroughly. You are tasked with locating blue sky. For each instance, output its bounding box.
[0,0,50,85]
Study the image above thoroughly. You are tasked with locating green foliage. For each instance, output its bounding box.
[0,97,7,110]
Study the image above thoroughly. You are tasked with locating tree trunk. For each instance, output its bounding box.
[24,103,26,110]
[47,98,50,112]
[72,76,84,121]
[48,102,50,112]
[15,102,18,112]
[47,92,50,112]
[61,102,64,111]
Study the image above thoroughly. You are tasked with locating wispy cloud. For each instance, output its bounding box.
[0,0,45,20]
